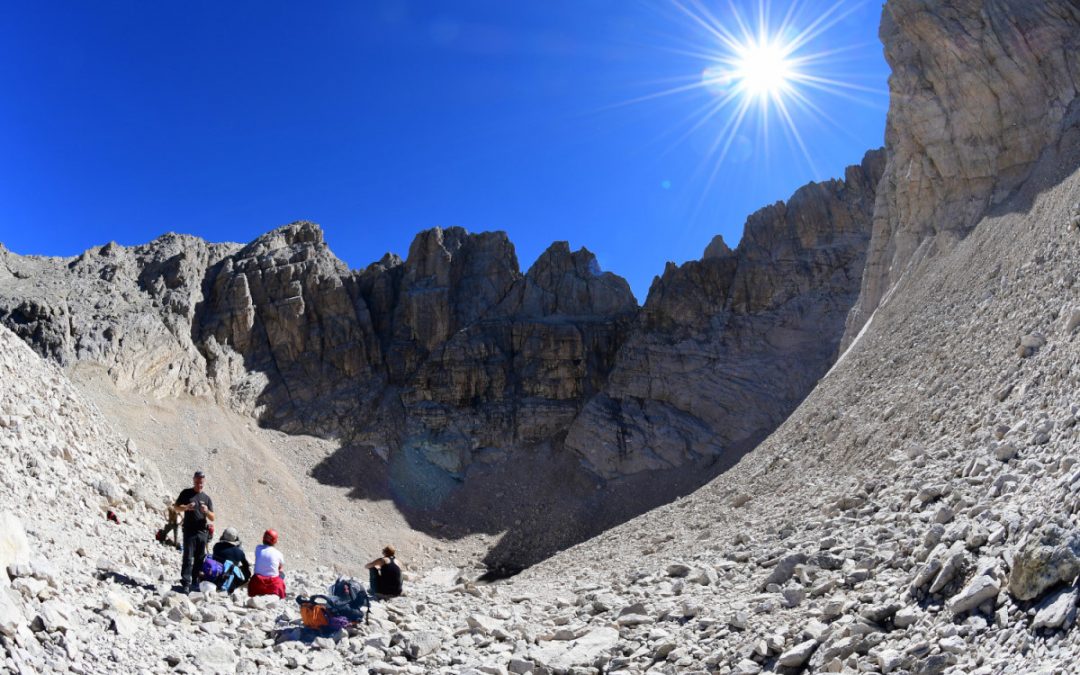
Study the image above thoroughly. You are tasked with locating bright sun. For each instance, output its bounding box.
[732,39,795,100]
[630,1,882,178]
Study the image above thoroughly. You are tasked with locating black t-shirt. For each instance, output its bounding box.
[212,541,250,578]
[379,557,403,595]
[174,488,213,533]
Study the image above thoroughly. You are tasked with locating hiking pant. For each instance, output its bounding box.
[181,530,208,588]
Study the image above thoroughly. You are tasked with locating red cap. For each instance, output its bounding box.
[263,529,278,546]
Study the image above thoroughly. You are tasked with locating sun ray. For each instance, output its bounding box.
[784,0,863,54]
[773,93,819,175]
[793,73,888,95]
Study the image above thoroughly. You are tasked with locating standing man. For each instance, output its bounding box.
[174,470,215,593]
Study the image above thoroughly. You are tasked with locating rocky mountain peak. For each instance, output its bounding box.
[702,234,733,259]
[519,241,637,318]
[239,220,325,255]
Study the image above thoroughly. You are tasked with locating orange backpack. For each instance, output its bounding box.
[298,596,329,629]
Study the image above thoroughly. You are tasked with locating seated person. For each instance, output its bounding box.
[365,545,403,597]
[248,529,286,599]
[211,527,251,592]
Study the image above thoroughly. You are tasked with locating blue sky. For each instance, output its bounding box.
[0,1,889,301]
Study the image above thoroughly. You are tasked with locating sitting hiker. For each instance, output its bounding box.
[365,545,403,597]
[210,527,251,592]
[248,529,286,598]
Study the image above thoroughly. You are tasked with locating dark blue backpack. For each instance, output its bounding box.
[328,577,370,623]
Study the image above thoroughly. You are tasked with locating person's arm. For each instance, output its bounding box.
[364,557,384,570]
[174,491,193,512]
[201,497,215,522]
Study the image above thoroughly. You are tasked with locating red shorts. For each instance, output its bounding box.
[248,574,286,598]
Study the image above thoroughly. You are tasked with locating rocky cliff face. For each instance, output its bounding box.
[567,151,884,479]
[0,151,881,564]
[845,0,1080,344]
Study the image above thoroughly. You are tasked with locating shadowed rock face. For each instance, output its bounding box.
[0,151,882,566]
[566,150,885,479]
[845,0,1080,344]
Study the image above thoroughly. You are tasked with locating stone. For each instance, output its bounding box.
[196,641,240,674]
[938,636,966,655]
[105,591,134,615]
[307,651,336,671]
[466,614,502,635]
[1009,525,1080,601]
[247,595,280,610]
[1032,587,1078,629]
[732,659,762,675]
[109,612,139,637]
[507,658,533,674]
[989,440,1015,460]
[760,553,809,590]
[861,602,901,624]
[778,639,818,667]
[1064,308,1080,334]
[1018,333,1046,358]
[35,600,74,633]
[0,588,26,637]
[531,626,618,671]
[405,630,442,659]
[949,575,1000,615]
[877,649,903,674]
[0,512,31,588]
[781,587,806,608]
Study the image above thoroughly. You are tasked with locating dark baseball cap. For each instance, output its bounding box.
[193,471,206,478]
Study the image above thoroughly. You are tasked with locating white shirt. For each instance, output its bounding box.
[254,544,284,577]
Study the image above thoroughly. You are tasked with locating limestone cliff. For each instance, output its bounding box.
[567,150,884,478]
[845,0,1080,344]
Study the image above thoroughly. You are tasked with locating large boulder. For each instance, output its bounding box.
[1008,524,1080,602]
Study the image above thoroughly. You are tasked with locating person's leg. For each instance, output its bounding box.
[369,568,380,595]
[193,532,208,584]
[180,532,196,589]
